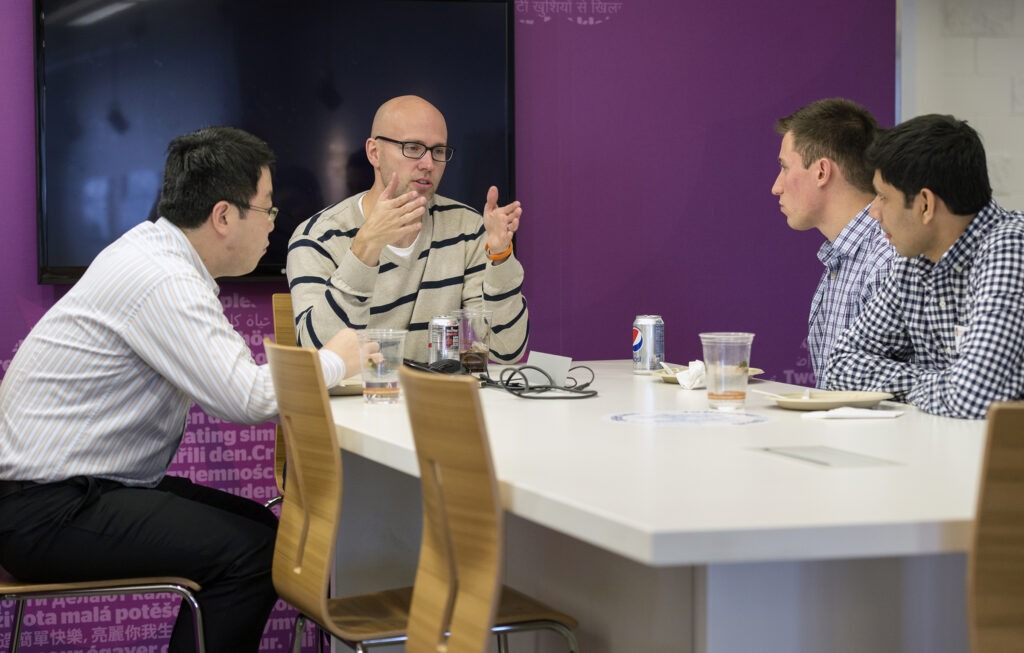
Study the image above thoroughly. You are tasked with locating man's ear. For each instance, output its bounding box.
[815,158,832,187]
[210,200,233,235]
[365,138,380,167]
[919,188,937,224]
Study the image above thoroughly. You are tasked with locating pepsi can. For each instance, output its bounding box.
[632,315,665,373]
[428,315,461,364]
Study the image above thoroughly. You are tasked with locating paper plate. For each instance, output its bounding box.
[771,390,893,411]
[653,365,765,384]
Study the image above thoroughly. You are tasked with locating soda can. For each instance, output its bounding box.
[632,315,665,373]
[428,315,461,364]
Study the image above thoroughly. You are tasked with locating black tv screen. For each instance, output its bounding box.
[35,0,514,283]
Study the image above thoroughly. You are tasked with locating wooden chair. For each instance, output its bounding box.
[264,341,579,653]
[0,568,205,653]
[266,292,297,509]
[968,402,1024,653]
[400,365,579,653]
[272,292,297,348]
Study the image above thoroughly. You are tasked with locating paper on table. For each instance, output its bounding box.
[801,406,904,420]
[675,360,706,390]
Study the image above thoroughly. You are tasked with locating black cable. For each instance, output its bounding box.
[404,358,598,399]
[479,364,597,399]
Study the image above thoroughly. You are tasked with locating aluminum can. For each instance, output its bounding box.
[632,315,665,373]
[428,315,461,364]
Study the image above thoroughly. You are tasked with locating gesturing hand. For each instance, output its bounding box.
[351,173,427,265]
[482,185,521,258]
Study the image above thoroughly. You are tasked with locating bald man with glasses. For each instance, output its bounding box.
[287,95,530,364]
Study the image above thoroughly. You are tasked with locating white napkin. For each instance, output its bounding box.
[675,360,706,390]
[801,407,904,420]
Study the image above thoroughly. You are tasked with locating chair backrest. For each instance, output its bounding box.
[399,366,504,653]
[270,293,297,498]
[969,401,1024,652]
[272,293,297,347]
[265,339,341,628]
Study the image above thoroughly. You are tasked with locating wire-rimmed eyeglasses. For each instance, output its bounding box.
[237,202,279,223]
[375,135,455,163]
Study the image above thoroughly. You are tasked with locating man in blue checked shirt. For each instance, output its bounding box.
[772,99,896,388]
[826,114,1024,419]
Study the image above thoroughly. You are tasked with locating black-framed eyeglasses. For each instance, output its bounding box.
[236,202,279,223]
[375,135,455,163]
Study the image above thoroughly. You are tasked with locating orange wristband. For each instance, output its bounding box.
[485,242,513,262]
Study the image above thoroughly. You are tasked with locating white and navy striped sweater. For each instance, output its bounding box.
[287,193,529,363]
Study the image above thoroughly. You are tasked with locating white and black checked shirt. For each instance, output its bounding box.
[826,201,1024,419]
[808,205,894,388]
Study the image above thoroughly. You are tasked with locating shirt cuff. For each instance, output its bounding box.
[317,348,346,387]
[334,249,379,295]
[484,252,524,286]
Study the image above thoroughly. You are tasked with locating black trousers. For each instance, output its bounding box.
[0,475,278,653]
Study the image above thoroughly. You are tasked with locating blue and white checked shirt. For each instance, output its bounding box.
[826,201,1024,419]
[808,205,894,388]
[0,218,344,486]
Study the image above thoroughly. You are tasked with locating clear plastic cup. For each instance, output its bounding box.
[699,332,755,411]
[358,329,408,404]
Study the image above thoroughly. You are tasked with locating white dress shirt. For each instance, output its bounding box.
[0,218,343,486]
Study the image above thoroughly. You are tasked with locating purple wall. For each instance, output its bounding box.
[513,1,895,381]
[1,1,897,380]
[0,1,895,651]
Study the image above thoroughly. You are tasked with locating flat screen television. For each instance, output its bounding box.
[34,0,514,284]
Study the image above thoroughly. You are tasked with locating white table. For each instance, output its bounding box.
[329,360,986,653]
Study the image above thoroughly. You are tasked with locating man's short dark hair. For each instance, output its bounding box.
[158,126,276,229]
[775,98,879,195]
[866,114,991,215]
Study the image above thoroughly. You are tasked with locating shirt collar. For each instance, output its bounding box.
[817,203,876,267]
[931,199,1002,272]
[155,217,219,294]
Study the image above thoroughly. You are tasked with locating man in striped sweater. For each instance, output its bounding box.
[287,95,529,364]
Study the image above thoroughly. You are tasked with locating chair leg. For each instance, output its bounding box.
[539,623,579,652]
[550,623,579,652]
[491,622,579,653]
[174,588,206,653]
[9,599,26,653]
[290,614,308,653]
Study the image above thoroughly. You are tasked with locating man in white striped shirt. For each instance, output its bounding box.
[0,127,363,653]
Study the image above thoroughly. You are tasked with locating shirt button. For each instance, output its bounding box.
[939,300,947,308]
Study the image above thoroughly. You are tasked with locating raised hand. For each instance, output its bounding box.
[482,185,521,258]
[351,173,427,265]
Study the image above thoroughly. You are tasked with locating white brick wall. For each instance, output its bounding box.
[901,0,1024,207]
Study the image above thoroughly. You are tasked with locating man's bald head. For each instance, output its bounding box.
[370,96,447,141]
[364,95,450,203]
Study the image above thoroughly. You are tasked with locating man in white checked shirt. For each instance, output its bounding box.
[0,127,364,652]
[827,114,1024,419]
